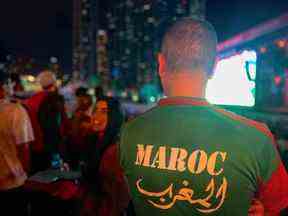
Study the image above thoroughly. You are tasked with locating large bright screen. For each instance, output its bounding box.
[205,50,257,107]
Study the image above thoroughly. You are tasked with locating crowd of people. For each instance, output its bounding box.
[0,69,132,215]
[1,17,288,216]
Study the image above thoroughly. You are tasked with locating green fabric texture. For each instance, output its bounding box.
[120,103,279,216]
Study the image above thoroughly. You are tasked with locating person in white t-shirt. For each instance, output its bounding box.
[0,77,34,215]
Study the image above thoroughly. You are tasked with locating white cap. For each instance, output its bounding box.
[37,70,57,89]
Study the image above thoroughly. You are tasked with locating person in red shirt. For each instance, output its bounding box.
[24,70,59,173]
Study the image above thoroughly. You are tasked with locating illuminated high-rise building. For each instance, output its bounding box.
[105,0,206,90]
[73,0,98,79]
[97,30,110,88]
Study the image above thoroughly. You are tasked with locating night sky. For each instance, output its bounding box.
[0,0,288,72]
[0,0,72,71]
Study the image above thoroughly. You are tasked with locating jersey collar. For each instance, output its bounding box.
[158,97,210,107]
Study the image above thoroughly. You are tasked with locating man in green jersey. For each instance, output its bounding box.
[120,18,288,215]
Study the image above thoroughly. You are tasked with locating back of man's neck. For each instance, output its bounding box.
[165,75,206,99]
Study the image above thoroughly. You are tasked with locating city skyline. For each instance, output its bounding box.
[1,0,288,73]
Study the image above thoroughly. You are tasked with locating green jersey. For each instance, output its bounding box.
[120,97,288,215]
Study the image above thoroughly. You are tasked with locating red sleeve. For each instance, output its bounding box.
[99,144,123,179]
[258,161,288,215]
[99,144,131,212]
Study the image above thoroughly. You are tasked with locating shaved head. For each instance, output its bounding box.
[161,18,217,75]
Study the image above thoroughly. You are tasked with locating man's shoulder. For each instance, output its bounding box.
[10,103,29,120]
[0,102,28,126]
[123,106,160,131]
[0,101,20,111]
[213,107,273,140]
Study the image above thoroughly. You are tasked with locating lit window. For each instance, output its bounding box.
[176,7,184,14]
[98,30,106,36]
[82,37,89,43]
[82,9,88,15]
[108,24,116,29]
[113,61,120,66]
[125,16,131,23]
[144,36,150,41]
[139,63,146,69]
[50,57,58,64]
[144,4,151,10]
[119,31,124,37]
[147,17,155,23]
[126,0,133,7]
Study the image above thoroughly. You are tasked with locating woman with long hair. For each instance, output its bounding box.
[81,97,131,216]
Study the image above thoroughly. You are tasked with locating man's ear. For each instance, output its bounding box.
[158,53,166,78]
